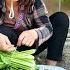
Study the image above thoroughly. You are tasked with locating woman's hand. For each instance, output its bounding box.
[0,33,16,52]
[17,29,38,47]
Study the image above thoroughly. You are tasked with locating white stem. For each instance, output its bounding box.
[9,0,15,19]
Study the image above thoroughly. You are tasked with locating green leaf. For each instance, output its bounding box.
[0,62,6,69]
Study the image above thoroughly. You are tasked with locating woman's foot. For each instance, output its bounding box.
[46,59,57,66]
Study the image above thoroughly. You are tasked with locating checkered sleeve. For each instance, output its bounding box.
[33,0,53,46]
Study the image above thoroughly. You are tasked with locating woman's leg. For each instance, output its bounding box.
[46,12,69,65]
[34,12,69,65]
[0,24,18,45]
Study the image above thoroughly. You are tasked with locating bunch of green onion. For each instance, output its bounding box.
[0,49,37,70]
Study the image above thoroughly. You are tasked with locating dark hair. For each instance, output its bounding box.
[19,0,34,14]
[0,0,34,17]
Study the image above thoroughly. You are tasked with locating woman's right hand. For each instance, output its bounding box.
[0,33,16,52]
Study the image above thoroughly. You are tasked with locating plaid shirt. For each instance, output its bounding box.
[33,0,53,46]
[0,0,53,46]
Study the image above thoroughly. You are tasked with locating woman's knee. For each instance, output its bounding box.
[49,12,69,28]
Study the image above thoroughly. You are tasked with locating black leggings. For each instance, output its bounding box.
[0,12,69,61]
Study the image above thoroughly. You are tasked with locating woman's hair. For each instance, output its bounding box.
[19,0,34,14]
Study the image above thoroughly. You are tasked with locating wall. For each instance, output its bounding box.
[44,0,70,16]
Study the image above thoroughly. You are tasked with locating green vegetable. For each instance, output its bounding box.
[10,58,36,70]
[21,49,36,54]
[11,51,34,60]
[0,49,36,70]
[0,62,6,69]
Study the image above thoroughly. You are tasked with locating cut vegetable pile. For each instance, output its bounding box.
[0,49,37,70]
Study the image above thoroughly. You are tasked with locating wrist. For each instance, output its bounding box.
[32,29,38,40]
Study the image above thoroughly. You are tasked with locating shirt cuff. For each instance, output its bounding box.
[34,26,53,46]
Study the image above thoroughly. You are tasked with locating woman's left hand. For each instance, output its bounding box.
[17,29,38,47]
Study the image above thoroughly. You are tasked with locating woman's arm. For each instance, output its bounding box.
[17,0,53,47]
[33,0,53,46]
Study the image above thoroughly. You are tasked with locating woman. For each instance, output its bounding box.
[0,0,69,65]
